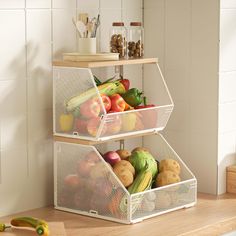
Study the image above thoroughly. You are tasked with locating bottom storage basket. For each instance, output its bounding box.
[54,133,197,224]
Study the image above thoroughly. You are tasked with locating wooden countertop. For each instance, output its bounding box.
[1,193,236,236]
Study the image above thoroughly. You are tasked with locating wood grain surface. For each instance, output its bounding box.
[1,193,236,236]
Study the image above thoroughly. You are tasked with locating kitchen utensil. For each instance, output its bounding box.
[76,20,87,38]
[72,17,82,37]
[79,13,89,25]
[92,14,100,38]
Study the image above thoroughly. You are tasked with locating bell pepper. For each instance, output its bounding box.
[119,75,130,91]
[121,113,137,132]
[135,97,155,109]
[59,112,74,132]
[122,88,143,107]
[80,98,100,119]
[135,97,157,129]
[0,223,11,232]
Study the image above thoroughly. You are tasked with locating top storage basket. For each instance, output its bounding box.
[53,60,173,141]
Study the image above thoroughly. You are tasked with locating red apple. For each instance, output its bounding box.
[100,94,111,112]
[64,174,81,190]
[76,118,88,134]
[77,159,96,177]
[74,189,90,211]
[110,94,126,112]
[94,177,113,197]
[87,117,106,137]
[80,98,100,119]
[58,188,74,207]
[85,151,100,163]
[89,161,112,179]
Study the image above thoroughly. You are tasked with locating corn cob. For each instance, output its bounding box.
[66,81,125,112]
[11,217,49,236]
[128,169,153,194]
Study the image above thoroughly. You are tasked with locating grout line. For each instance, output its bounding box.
[0,119,1,184]
[141,0,144,147]
[121,0,123,21]
[25,5,30,178]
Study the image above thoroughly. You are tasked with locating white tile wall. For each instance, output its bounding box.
[26,0,51,9]
[52,0,76,9]
[220,9,236,72]
[0,0,25,8]
[52,9,77,59]
[99,9,122,52]
[165,0,191,71]
[77,0,99,10]
[0,10,26,80]
[26,10,52,78]
[0,0,144,216]
[218,131,236,194]
[145,0,220,194]
[100,0,121,9]
[219,72,236,103]
[221,0,236,9]
[189,131,218,194]
[219,102,236,133]
[218,1,236,194]
[0,147,28,216]
[144,4,165,69]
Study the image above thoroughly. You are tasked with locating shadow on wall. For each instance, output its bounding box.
[0,42,54,216]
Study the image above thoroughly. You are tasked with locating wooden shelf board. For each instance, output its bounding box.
[52,57,158,68]
[54,130,158,145]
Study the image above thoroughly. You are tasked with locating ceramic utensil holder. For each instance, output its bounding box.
[78,38,96,54]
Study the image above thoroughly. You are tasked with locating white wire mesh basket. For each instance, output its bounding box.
[54,133,197,224]
[53,64,173,141]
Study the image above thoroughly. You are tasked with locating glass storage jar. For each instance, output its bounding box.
[128,22,144,58]
[110,22,127,58]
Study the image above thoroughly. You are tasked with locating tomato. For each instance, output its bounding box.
[119,78,130,91]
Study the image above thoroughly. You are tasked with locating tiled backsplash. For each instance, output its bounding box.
[145,0,236,195]
[0,0,143,216]
[1,0,235,216]
[218,1,236,194]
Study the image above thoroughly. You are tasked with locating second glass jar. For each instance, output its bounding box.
[128,22,144,58]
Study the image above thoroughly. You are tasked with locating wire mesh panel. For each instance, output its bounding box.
[54,134,197,224]
[53,67,105,139]
[53,63,174,141]
[54,141,130,222]
[130,180,196,222]
[100,105,173,139]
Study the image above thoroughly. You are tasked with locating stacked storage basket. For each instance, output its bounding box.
[53,58,197,224]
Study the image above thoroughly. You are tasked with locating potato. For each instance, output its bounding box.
[159,159,181,175]
[155,192,172,209]
[116,149,131,160]
[141,198,156,212]
[113,169,134,187]
[113,160,135,176]
[131,147,149,154]
[155,170,181,187]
